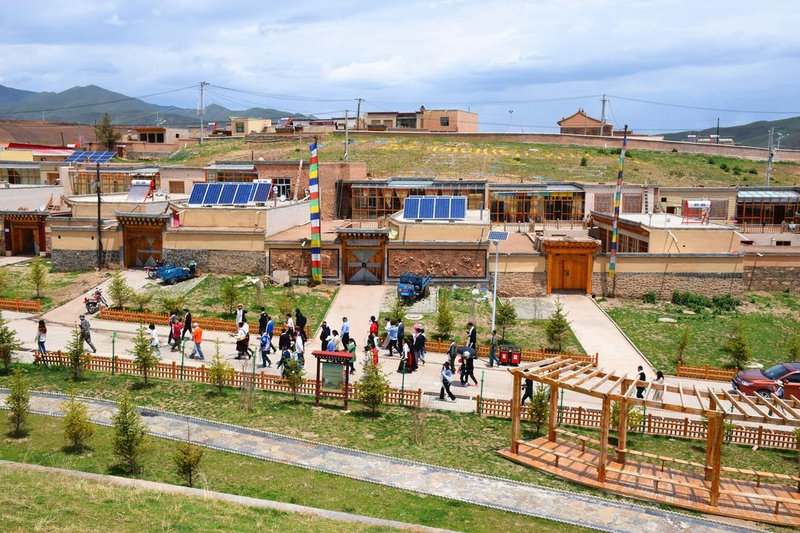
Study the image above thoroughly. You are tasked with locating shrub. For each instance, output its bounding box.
[611,401,645,432]
[495,298,517,339]
[0,311,23,375]
[721,323,751,369]
[6,369,30,437]
[129,324,159,387]
[707,157,716,165]
[207,341,233,394]
[676,327,691,365]
[112,394,146,475]
[0,268,8,298]
[712,293,740,312]
[107,271,134,309]
[732,166,742,176]
[719,162,730,172]
[61,394,95,452]
[786,332,800,363]
[27,256,48,299]
[435,289,455,339]
[671,148,678,153]
[278,287,295,319]
[642,291,657,304]
[157,293,187,314]
[528,383,549,436]
[359,362,390,415]
[131,291,154,312]
[283,358,305,401]
[545,299,570,352]
[173,428,204,487]
[747,168,758,175]
[65,327,90,381]
[671,290,712,311]
[219,278,241,315]
[579,156,588,167]
[388,297,405,324]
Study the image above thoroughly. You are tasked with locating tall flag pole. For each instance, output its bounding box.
[608,125,628,296]
[308,138,323,284]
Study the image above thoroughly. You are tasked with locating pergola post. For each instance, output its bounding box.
[616,379,630,463]
[548,383,559,442]
[510,371,522,453]
[598,396,611,482]
[708,412,724,506]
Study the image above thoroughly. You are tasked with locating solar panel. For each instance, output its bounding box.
[64,150,116,163]
[403,197,421,219]
[233,183,253,205]
[251,181,271,203]
[419,197,436,219]
[487,231,509,242]
[204,183,224,204]
[188,183,208,205]
[219,183,237,204]
[434,197,450,219]
[449,197,467,219]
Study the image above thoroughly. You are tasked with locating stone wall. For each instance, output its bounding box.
[743,265,800,292]
[592,272,744,299]
[269,248,340,279]
[496,272,547,297]
[164,249,266,275]
[51,249,120,271]
[387,249,486,279]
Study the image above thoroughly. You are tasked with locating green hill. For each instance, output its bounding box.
[664,116,800,149]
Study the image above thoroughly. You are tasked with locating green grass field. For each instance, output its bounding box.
[603,291,800,372]
[0,260,108,311]
[0,414,587,533]
[151,134,800,187]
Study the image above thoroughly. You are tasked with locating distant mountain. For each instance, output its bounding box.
[0,84,309,126]
[663,116,800,150]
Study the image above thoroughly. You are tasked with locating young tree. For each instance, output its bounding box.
[277,292,293,320]
[786,332,800,363]
[65,327,90,381]
[173,428,204,487]
[435,289,454,339]
[359,361,390,416]
[0,311,23,375]
[676,327,691,366]
[95,112,121,149]
[283,358,305,401]
[528,383,550,436]
[28,255,48,299]
[219,278,240,315]
[131,291,154,312]
[6,369,30,437]
[129,324,159,387]
[388,297,405,325]
[112,393,146,475]
[251,281,264,311]
[61,394,95,452]
[157,293,187,314]
[107,271,134,310]
[495,298,517,340]
[721,323,751,369]
[545,298,570,353]
[207,340,232,394]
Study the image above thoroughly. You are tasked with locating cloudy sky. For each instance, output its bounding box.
[1,0,799,132]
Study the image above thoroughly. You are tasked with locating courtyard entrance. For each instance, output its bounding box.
[541,238,598,295]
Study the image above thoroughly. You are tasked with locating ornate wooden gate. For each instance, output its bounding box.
[338,227,388,285]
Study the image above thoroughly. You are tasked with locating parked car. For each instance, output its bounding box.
[732,363,800,399]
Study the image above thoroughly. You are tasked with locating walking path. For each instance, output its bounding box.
[0,460,454,533]
[0,390,761,533]
[318,284,387,345]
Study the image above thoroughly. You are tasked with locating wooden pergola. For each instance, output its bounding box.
[502,357,800,526]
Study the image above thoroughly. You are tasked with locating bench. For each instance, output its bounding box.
[555,428,599,454]
[618,448,706,473]
[722,466,800,488]
[607,466,713,496]
[719,489,800,515]
[523,440,597,469]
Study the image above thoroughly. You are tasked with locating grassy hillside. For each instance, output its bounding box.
[153,134,800,187]
[664,115,800,150]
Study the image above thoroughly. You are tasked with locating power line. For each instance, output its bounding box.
[608,94,800,115]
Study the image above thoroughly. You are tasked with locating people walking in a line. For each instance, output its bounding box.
[340,317,350,347]
[319,320,330,350]
[181,308,192,340]
[396,319,405,351]
[520,378,534,405]
[188,323,204,360]
[369,316,379,338]
[258,307,268,336]
[488,329,498,367]
[439,361,456,401]
[397,337,414,373]
[413,325,426,366]
[279,327,291,353]
[148,323,161,357]
[636,366,647,399]
[459,355,468,385]
[35,320,47,362]
[327,330,344,352]
[294,330,305,366]
[78,314,97,353]
[285,313,294,331]
[235,321,250,359]
[652,370,665,401]
[259,331,272,367]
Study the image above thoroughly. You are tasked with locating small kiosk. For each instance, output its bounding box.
[312,350,353,410]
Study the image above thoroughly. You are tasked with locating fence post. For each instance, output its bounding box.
[478,371,485,415]
[171,360,177,380]
[704,364,709,379]
[578,406,583,426]
[201,364,206,383]
[111,332,116,375]
[683,417,689,438]
[476,395,481,415]
[757,426,763,447]
[676,361,682,376]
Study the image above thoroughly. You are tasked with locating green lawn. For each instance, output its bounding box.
[382,288,585,354]
[0,260,108,311]
[0,414,588,533]
[0,466,401,533]
[604,292,800,373]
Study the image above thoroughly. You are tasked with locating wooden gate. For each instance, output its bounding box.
[551,255,588,291]
[124,227,163,267]
[344,244,383,284]
[542,239,598,295]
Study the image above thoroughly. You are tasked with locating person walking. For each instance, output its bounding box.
[327,330,344,352]
[170,318,183,352]
[266,315,276,353]
[413,325,426,366]
[181,309,193,340]
[439,361,456,401]
[652,370,665,401]
[279,327,291,353]
[340,317,350,347]
[366,332,379,366]
[285,313,294,332]
[369,316,379,338]
[464,353,478,386]
[235,304,247,326]
[148,323,161,357]
[258,307,268,336]
[235,322,249,359]
[467,322,477,349]
[259,331,272,368]
[295,308,308,341]
[396,319,405,351]
[188,323,204,360]
[386,321,399,357]
[488,329,498,367]
[636,366,647,399]
[294,331,305,367]
[447,338,457,370]
[241,318,254,358]
[347,338,357,375]
[78,315,97,353]
[35,320,47,363]
[319,320,331,350]
[167,310,177,349]
[520,378,534,405]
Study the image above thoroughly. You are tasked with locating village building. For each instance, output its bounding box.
[362,108,478,133]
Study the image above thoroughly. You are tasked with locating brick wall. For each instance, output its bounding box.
[386,248,486,279]
[51,249,120,271]
[496,272,547,297]
[164,249,265,275]
[269,248,340,279]
[743,265,800,291]
[593,272,744,299]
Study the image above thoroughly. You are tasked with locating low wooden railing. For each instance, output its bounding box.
[676,362,736,381]
[475,396,799,451]
[34,351,422,408]
[424,338,597,366]
[0,298,41,313]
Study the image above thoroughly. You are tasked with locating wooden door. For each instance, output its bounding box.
[551,255,588,292]
[345,246,383,284]
[124,228,163,267]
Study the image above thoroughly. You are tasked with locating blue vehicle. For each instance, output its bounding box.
[158,261,197,285]
[397,273,432,303]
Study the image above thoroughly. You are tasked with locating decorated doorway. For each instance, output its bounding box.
[338,227,388,285]
[118,214,167,268]
[541,239,598,295]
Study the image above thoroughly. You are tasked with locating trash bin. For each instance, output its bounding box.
[498,344,519,366]
[509,346,522,366]
[498,347,510,365]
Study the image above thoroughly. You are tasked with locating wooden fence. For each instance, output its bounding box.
[36,351,422,408]
[424,338,597,366]
[99,308,311,337]
[0,298,41,313]
[475,396,800,451]
[676,362,736,381]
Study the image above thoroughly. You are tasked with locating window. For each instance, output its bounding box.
[776,240,791,247]
[70,171,160,194]
[235,122,245,133]
[709,199,729,219]
[169,181,185,194]
[440,116,450,127]
[594,193,613,213]
[207,170,257,183]
[273,178,291,199]
[1,167,40,185]
[621,193,642,213]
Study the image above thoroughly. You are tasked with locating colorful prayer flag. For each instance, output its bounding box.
[309,141,322,283]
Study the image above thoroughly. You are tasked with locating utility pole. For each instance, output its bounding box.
[354,98,364,129]
[198,81,208,144]
[95,162,103,270]
[599,94,608,137]
[716,118,720,144]
[508,110,514,132]
[765,127,775,187]
[343,109,349,162]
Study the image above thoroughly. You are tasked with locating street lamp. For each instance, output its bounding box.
[508,110,514,131]
[487,231,509,339]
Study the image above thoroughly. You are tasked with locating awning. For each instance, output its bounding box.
[0,162,40,169]
[738,190,800,202]
[205,163,256,171]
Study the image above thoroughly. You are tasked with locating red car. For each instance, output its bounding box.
[732,363,800,399]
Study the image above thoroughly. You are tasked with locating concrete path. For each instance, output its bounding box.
[0,460,454,533]
[0,255,34,267]
[557,294,655,376]
[0,391,760,533]
[319,284,387,346]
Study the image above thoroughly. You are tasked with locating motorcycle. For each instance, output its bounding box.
[84,288,109,314]
[144,259,167,279]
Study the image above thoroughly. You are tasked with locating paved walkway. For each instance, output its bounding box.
[1,391,761,533]
[319,284,387,347]
[0,460,454,533]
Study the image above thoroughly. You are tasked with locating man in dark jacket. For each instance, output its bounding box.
[295,308,308,340]
[258,307,268,335]
[396,320,405,357]
[278,327,291,352]
[319,320,331,350]
[181,309,192,340]
[467,322,477,349]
